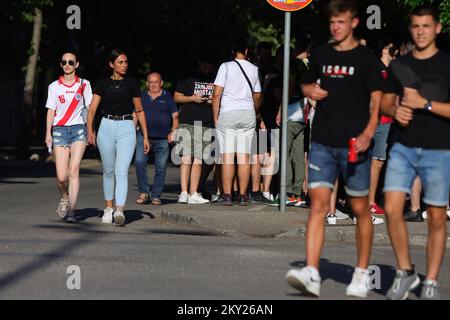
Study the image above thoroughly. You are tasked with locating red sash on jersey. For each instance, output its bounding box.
[56,83,86,126]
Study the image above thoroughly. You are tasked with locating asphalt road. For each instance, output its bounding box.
[0,161,449,300]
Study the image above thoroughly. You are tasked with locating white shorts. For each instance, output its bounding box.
[217,110,256,155]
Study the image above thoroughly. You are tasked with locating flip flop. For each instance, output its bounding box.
[136,193,150,205]
[152,199,162,206]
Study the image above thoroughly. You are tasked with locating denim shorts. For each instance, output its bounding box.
[372,123,391,161]
[308,142,371,197]
[384,143,450,207]
[52,124,87,147]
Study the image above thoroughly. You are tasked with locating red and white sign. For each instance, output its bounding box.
[266,0,313,12]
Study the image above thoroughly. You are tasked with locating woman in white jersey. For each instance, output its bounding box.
[45,52,93,223]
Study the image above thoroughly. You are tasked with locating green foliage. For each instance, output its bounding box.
[398,0,450,32]
[248,22,283,52]
[0,0,53,22]
[440,1,450,32]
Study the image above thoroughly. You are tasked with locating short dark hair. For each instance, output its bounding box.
[376,38,394,57]
[326,0,358,19]
[197,52,217,65]
[409,6,440,25]
[231,38,249,56]
[257,42,272,53]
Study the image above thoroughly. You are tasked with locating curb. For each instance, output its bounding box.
[160,210,449,248]
[160,210,199,226]
[160,210,233,237]
[277,228,436,248]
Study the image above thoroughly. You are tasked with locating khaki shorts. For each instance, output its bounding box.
[175,123,214,160]
[216,110,256,155]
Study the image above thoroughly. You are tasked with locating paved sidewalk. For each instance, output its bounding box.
[156,202,449,248]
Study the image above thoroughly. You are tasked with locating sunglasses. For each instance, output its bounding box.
[61,60,76,66]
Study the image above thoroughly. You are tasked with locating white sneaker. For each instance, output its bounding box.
[178,192,189,204]
[57,199,70,219]
[286,267,321,297]
[423,209,450,220]
[263,192,273,202]
[188,193,210,204]
[353,216,385,225]
[372,216,384,225]
[102,207,114,224]
[335,209,350,220]
[113,208,126,227]
[327,214,337,225]
[347,268,371,298]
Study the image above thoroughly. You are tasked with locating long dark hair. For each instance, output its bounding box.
[106,49,126,75]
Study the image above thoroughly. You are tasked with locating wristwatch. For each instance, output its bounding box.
[423,100,433,112]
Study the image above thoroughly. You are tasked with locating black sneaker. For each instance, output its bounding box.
[199,190,212,201]
[65,211,78,224]
[213,194,233,206]
[232,191,240,204]
[250,192,272,204]
[239,194,251,207]
[404,210,424,222]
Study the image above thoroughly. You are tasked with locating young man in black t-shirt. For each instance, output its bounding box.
[285,0,384,299]
[174,58,216,205]
[381,7,450,300]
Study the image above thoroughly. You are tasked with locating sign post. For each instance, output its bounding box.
[266,0,313,213]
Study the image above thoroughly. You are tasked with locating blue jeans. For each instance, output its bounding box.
[135,131,170,199]
[384,143,450,207]
[308,142,372,197]
[97,119,137,207]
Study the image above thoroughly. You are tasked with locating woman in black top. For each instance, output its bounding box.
[87,49,150,226]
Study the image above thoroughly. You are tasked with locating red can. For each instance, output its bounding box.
[348,138,358,163]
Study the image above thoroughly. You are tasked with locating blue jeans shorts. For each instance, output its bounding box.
[384,143,450,207]
[308,142,371,197]
[372,123,391,161]
[52,124,87,147]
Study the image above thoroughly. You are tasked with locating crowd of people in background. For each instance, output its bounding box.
[44,0,449,300]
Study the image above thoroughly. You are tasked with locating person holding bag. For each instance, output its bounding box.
[45,52,93,223]
[212,38,263,206]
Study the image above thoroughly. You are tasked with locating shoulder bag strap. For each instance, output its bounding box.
[234,60,254,95]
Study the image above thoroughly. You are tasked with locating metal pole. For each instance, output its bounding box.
[280,12,291,213]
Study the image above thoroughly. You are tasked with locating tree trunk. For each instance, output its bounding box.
[19,8,42,157]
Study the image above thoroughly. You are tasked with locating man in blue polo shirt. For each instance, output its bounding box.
[135,72,179,205]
